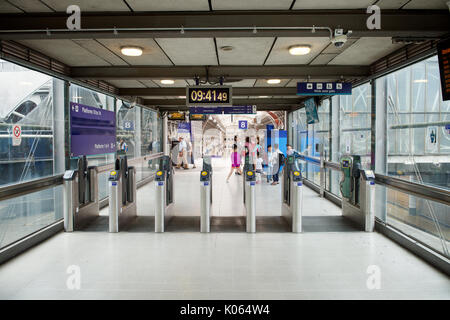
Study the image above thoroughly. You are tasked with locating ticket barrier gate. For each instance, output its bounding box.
[154,155,174,232]
[200,156,212,233]
[244,170,256,233]
[281,155,303,232]
[340,155,375,232]
[63,156,99,232]
[108,155,137,233]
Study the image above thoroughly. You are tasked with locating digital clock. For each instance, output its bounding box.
[186,86,232,106]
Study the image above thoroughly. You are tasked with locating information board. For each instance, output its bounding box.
[187,86,232,106]
[168,112,186,120]
[189,106,223,114]
[437,38,450,101]
[297,82,352,96]
[223,105,256,114]
[189,113,206,121]
[70,102,116,157]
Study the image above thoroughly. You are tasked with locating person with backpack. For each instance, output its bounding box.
[270,143,284,185]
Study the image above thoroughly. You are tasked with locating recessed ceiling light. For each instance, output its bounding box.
[178,96,186,99]
[259,96,269,98]
[120,46,143,56]
[288,45,311,56]
[413,79,428,83]
[266,79,281,84]
[160,80,175,85]
[220,46,234,51]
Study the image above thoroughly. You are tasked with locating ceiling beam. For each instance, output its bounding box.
[0,10,448,39]
[71,65,369,80]
[120,87,298,96]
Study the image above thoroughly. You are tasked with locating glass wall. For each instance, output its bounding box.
[0,59,64,249]
[375,55,449,256]
[0,58,162,250]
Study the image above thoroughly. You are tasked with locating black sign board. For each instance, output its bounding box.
[168,112,185,121]
[189,113,206,121]
[187,86,232,106]
[437,38,450,101]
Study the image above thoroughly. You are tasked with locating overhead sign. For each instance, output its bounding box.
[223,105,256,114]
[238,120,248,130]
[437,38,450,101]
[297,82,352,96]
[187,86,232,106]
[168,112,186,120]
[445,124,450,135]
[70,102,116,157]
[12,124,21,146]
[189,113,206,121]
[189,106,223,114]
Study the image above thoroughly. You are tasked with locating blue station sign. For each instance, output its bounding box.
[189,105,256,115]
[297,82,352,96]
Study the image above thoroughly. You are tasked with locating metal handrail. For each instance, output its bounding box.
[0,152,165,202]
[0,174,64,202]
[299,156,450,206]
[375,173,450,206]
[96,152,164,173]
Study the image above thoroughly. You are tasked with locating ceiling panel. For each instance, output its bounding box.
[328,37,403,65]
[212,0,292,10]
[293,0,373,9]
[0,2,22,13]
[155,80,189,87]
[155,38,217,65]
[107,80,146,88]
[41,0,130,11]
[403,0,449,9]
[376,0,409,9]
[309,54,337,65]
[73,40,128,66]
[9,0,53,12]
[265,37,330,65]
[216,38,274,65]
[96,38,172,65]
[139,80,159,88]
[127,0,209,11]
[226,79,257,87]
[18,39,111,66]
[254,79,290,87]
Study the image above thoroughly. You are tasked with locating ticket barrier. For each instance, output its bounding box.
[340,155,375,232]
[244,170,256,233]
[200,156,212,233]
[63,156,99,232]
[154,155,174,232]
[108,155,137,233]
[281,155,303,232]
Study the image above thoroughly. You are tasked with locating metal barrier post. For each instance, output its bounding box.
[245,171,256,233]
[292,171,303,233]
[63,170,78,232]
[108,170,121,233]
[155,170,166,233]
[200,170,211,233]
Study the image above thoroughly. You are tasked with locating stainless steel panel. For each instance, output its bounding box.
[245,182,256,233]
[200,183,210,233]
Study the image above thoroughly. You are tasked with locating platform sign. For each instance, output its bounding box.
[177,122,191,133]
[223,105,256,114]
[12,124,21,146]
[70,102,116,157]
[187,86,232,106]
[297,82,352,96]
[437,38,450,101]
[238,120,248,130]
[189,113,206,121]
[123,120,134,131]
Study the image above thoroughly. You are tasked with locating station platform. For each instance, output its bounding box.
[0,158,448,300]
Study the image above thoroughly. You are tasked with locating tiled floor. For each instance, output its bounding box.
[0,158,448,300]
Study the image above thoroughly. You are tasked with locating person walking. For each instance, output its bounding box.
[266,145,273,183]
[177,136,189,169]
[226,144,242,182]
[255,151,264,184]
[271,143,284,185]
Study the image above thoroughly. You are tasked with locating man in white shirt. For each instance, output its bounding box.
[177,137,189,169]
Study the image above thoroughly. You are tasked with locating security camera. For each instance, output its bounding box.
[331,29,351,48]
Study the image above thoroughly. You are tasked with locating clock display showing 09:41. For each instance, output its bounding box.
[188,87,231,104]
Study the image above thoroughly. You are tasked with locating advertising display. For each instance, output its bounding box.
[70,102,116,157]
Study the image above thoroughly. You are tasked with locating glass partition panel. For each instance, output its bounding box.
[0,185,63,249]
